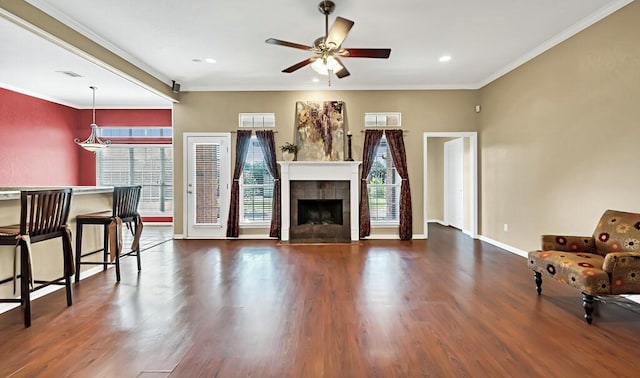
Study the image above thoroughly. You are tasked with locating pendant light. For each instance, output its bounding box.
[75,86,110,152]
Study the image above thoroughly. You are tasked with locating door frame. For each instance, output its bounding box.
[183,132,232,238]
[423,132,478,239]
[444,137,464,229]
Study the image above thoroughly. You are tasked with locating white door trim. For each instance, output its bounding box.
[183,132,231,238]
[423,132,478,239]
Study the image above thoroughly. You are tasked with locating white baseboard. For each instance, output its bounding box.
[237,234,276,240]
[478,235,528,258]
[427,219,448,226]
[364,234,399,240]
[175,234,276,240]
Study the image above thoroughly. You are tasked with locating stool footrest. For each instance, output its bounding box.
[79,248,106,258]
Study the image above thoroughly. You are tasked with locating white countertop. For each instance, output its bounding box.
[0,186,113,200]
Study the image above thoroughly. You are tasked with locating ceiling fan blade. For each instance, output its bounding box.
[339,48,391,58]
[325,17,354,48]
[334,58,350,79]
[282,57,316,73]
[265,38,313,51]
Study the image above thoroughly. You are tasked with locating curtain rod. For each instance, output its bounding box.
[358,129,408,133]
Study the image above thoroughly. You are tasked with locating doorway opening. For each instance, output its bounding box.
[423,132,478,239]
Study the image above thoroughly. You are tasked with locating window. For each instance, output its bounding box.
[240,136,274,224]
[367,136,400,224]
[96,145,173,216]
[98,127,173,138]
[238,113,275,128]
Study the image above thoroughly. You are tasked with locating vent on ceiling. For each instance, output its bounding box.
[57,70,83,78]
[239,113,275,128]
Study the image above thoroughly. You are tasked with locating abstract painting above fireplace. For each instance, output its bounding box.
[295,101,345,161]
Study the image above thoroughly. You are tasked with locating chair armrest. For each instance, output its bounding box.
[541,235,596,252]
[602,252,640,273]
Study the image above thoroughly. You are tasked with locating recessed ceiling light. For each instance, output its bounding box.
[312,78,320,83]
[439,55,452,63]
[204,58,217,64]
[192,58,202,63]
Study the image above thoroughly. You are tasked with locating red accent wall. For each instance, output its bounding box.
[1,90,173,222]
[77,108,172,127]
[0,88,80,186]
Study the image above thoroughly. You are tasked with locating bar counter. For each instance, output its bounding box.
[0,186,113,299]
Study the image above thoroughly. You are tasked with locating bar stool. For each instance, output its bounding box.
[0,188,74,328]
[75,185,143,283]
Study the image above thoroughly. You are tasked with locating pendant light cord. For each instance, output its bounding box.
[90,86,97,124]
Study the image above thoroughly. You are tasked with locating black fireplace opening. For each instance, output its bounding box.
[298,199,343,225]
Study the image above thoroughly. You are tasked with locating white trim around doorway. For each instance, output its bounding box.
[423,132,478,239]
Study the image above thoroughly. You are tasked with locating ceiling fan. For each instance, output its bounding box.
[265,0,391,81]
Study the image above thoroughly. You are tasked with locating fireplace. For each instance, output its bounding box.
[279,161,361,242]
[297,200,343,225]
[290,181,350,242]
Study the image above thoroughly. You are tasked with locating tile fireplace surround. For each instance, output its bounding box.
[279,161,361,242]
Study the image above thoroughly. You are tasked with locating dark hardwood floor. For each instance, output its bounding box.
[1,224,640,377]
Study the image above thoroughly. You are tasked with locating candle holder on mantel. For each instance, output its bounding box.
[346,132,354,161]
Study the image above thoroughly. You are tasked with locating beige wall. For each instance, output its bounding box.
[427,138,446,221]
[174,90,479,236]
[478,1,640,251]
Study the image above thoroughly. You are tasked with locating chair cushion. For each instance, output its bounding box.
[593,210,640,256]
[528,250,610,296]
[0,225,20,237]
[76,210,112,220]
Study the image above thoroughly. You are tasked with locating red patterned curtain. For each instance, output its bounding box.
[255,130,281,238]
[385,129,412,240]
[359,129,383,238]
[226,130,252,237]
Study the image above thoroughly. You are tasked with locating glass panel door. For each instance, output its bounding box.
[185,134,230,237]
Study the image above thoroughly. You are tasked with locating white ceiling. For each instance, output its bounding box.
[0,0,632,108]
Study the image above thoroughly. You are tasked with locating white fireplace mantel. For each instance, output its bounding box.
[279,161,362,241]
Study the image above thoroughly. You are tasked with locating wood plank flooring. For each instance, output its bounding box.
[1,224,639,377]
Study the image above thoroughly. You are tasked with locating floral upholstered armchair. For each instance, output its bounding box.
[528,210,640,323]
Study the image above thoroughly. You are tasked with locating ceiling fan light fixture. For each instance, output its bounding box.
[311,55,343,75]
[74,86,110,153]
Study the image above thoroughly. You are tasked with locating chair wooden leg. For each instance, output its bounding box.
[582,293,595,324]
[115,249,121,282]
[20,242,31,328]
[534,271,542,295]
[75,221,83,283]
[65,276,73,306]
[103,224,109,271]
[62,237,73,306]
[135,222,142,272]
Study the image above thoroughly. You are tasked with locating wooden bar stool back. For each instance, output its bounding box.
[0,188,74,327]
[74,185,143,283]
